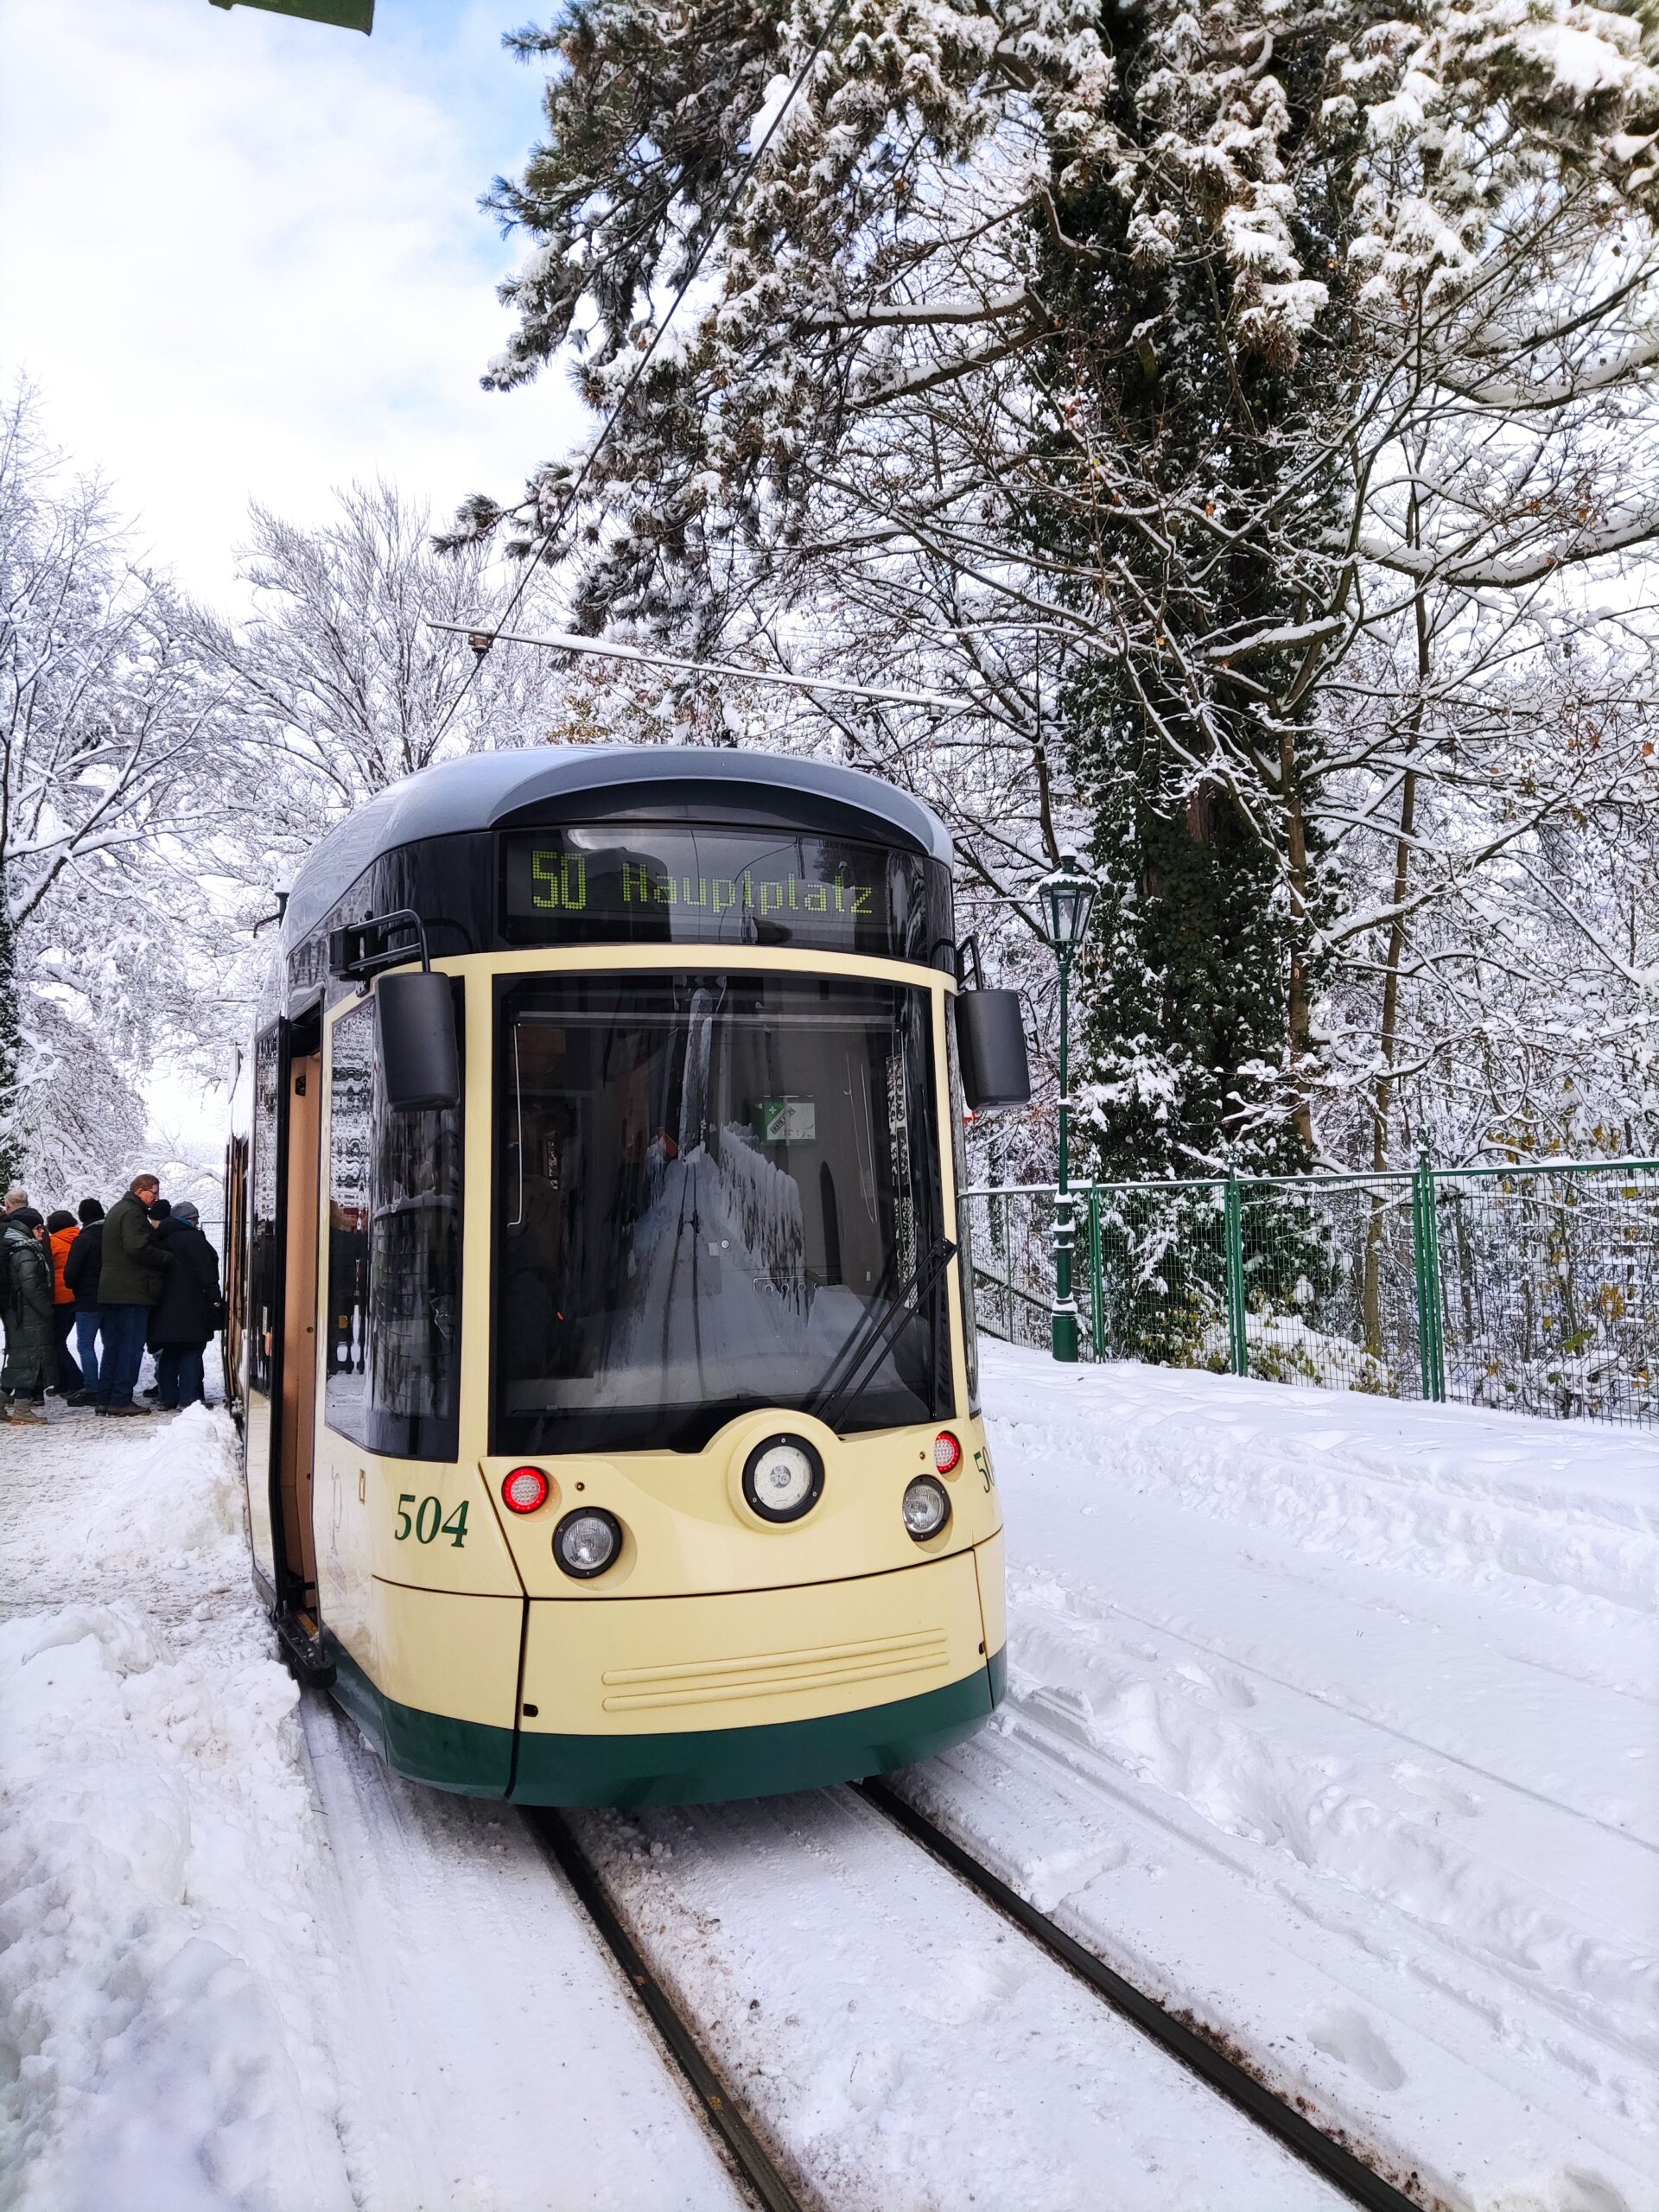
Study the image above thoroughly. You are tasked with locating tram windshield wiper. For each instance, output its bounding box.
[807,1236,955,1437]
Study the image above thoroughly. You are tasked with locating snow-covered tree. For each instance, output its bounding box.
[0,386,226,1195]
[197,481,569,911]
[467,0,1659,1179]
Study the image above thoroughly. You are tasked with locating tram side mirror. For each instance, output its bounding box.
[377,972,461,1113]
[955,989,1032,1112]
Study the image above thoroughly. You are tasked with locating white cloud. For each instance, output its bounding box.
[0,0,577,605]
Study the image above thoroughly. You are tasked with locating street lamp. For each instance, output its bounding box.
[1039,854,1097,1362]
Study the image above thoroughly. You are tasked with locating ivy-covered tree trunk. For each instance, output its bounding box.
[1071,715,1319,1181]
[1029,0,1346,1183]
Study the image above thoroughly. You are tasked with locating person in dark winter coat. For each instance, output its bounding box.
[63,1198,105,1402]
[1,1209,54,1424]
[148,1202,220,1409]
[98,1174,166,1416]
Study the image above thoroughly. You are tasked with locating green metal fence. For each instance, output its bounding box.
[963,1157,1659,1426]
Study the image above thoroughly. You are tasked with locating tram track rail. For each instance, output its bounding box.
[528,1786,1428,2212]
[855,1779,1427,2212]
[526,1807,808,2212]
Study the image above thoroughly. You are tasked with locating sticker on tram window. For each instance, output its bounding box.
[754,1096,817,1144]
[394,1493,469,1548]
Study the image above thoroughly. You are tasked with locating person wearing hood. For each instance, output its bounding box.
[45,1209,84,1400]
[1,1208,53,1424]
[148,1201,221,1410]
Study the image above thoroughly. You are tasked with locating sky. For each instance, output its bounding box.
[1,0,581,606]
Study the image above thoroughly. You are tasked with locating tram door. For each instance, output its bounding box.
[244,1012,323,1619]
[244,1026,283,1595]
[279,1036,321,1608]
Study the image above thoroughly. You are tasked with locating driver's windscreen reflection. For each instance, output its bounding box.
[493,973,950,1454]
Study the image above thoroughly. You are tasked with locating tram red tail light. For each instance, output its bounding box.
[933,1430,963,1475]
[502,1465,550,1515]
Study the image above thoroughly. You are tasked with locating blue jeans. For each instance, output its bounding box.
[97,1304,150,1409]
[74,1310,102,1395]
[155,1342,207,1408]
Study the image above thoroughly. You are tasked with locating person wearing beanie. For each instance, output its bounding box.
[1,1208,53,1423]
[147,1198,221,1411]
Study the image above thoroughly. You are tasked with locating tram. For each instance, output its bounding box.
[224,747,1029,1805]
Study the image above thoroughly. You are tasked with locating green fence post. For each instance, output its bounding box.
[1412,1141,1447,1401]
[1224,1173,1249,1376]
[1087,1186,1105,1360]
[1426,1155,1446,1401]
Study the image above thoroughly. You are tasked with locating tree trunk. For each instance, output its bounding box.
[1360,765,1417,1351]
[0,890,19,1195]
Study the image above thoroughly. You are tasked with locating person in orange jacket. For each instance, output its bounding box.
[45,1210,85,1400]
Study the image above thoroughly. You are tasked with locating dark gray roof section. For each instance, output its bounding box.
[281,744,954,950]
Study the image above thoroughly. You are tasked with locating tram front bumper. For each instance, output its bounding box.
[511,1539,1005,1808]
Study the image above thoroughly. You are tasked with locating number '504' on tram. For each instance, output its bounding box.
[223,747,1030,1804]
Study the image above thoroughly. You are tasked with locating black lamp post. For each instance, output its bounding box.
[1039,854,1097,1361]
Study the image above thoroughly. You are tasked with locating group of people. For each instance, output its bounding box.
[0,1173,224,1427]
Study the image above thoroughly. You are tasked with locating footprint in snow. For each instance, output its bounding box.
[1391,1761,1481,1818]
[1173,1661,1257,1710]
[1306,2005,1407,2092]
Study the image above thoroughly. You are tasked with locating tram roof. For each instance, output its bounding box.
[281,744,953,950]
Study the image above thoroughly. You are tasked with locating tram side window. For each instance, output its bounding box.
[248,1026,282,1398]
[326,992,464,1459]
[945,1014,982,1414]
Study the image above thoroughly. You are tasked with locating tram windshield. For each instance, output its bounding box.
[493,973,950,1453]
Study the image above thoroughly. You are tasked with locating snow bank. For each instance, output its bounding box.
[901,1347,1659,2212]
[60,1404,251,1567]
[0,1412,353,2212]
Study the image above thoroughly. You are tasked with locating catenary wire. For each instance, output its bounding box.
[429,0,855,749]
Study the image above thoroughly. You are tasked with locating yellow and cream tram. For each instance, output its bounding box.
[225,747,1028,1804]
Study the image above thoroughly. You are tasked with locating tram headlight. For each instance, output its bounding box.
[553,1508,623,1579]
[932,1430,963,1475]
[902,1475,951,1541]
[741,1434,824,1524]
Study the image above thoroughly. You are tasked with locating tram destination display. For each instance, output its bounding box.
[501,823,935,954]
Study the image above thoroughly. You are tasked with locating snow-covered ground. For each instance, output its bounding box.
[922,1347,1657,2212]
[3,1357,1653,2211]
[0,1409,354,2209]
[0,1408,740,2212]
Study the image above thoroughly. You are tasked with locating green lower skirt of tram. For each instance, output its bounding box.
[322,1633,1005,1807]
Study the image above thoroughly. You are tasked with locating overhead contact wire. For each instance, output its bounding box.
[430,0,855,747]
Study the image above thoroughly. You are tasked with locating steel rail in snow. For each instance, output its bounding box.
[855,1779,1430,2212]
[524,1808,807,2212]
